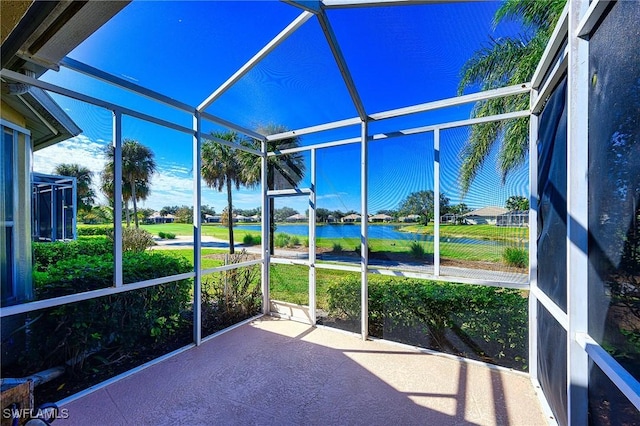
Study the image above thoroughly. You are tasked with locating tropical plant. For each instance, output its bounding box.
[202,131,246,254]
[101,139,156,228]
[54,163,96,211]
[505,195,529,211]
[240,124,306,252]
[503,246,528,268]
[78,205,113,224]
[457,0,566,194]
[409,241,426,259]
[107,227,155,252]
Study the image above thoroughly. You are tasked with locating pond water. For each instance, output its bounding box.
[234,224,505,246]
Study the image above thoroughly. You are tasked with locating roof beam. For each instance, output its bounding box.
[322,0,464,9]
[282,0,323,14]
[266,116,361,142]
[1,68,193,136]
[316,10,367,120]
[197,11,313,112]
[200,111,267,142]
[60,56,195,113]
[267,83,530,142]
[369,83,530,121]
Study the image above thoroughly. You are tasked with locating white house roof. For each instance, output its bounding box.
[370,214,393,220]
[287,213,306,220]
[342,214,361,220]
[463,206,508,217]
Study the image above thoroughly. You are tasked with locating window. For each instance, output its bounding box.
[1,127,15,305]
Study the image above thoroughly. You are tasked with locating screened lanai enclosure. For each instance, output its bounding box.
[1,0,638,424]
[31,173,77,242]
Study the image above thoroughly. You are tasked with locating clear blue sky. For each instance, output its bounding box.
[35,1,529,215]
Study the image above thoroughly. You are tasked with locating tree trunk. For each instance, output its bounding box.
[124,199,130,227]
[268,166,275,253]
[226,178,235,254]
[269,198,275,254]
[131,180,139,229]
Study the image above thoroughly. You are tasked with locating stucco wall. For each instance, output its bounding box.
[0,1,33,45]
[1,100,27,128]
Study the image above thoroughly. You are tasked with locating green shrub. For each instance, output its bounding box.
[332,242,343,253]
[78,226,112,236]
[242,234,261,245]
[107,227,155,252]
[409,241,425,258]
[201,250,261,332]
[27,251,192,371]
[326,276,528,370]
[503,247,528,268]
[158,231,166,239]
[275,233,290,248]
[303,238,309,248]
[288,235,300,247]
[33,237,113,271]
[353,245,371,255]
[159,231,176,240]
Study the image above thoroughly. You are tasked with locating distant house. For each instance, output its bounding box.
[250,214,261,222]
[369,213,393,223]
[203,214,219,223]
[497,210,529,227]
[286,213,307,222]
[234,214,248,223]
[147,212,175,224]
[400,214,420,223]
[341,213,361,223]
[440,213,457,224]
[462,206,508,225]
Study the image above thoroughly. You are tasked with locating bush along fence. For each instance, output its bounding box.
[2,236,262,403]
[327,276,528,371]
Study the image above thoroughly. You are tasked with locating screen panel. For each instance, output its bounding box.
[587,0,640,383]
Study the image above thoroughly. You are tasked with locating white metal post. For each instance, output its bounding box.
[528,92,540,383]
[50,183,57,241]
[360,120,369,340]
[193,111,202,345]
[433,128,440,276]
[113,111,123,287]
[567,0,590,423]
[261,140,270,314]
[71,178,77,240]
[309,148,317,324]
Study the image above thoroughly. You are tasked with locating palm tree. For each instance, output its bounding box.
[100,162,151,227]
[240,124,306,253]
[54,163,95,211]
[457,0,565,194]
[201,131,246,254]
[102,139,156,228]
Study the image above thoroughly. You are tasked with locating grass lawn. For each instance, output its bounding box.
[270,264,357,308]
[157,248,226,270]
[399,223,529,242]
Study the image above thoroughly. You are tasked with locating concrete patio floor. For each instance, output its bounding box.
[58,317,550,425]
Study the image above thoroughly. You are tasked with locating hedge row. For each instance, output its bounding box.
[23,251,192,372]
[77,226,112,236]
[33,237,113,271]
[327,276,528,370]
